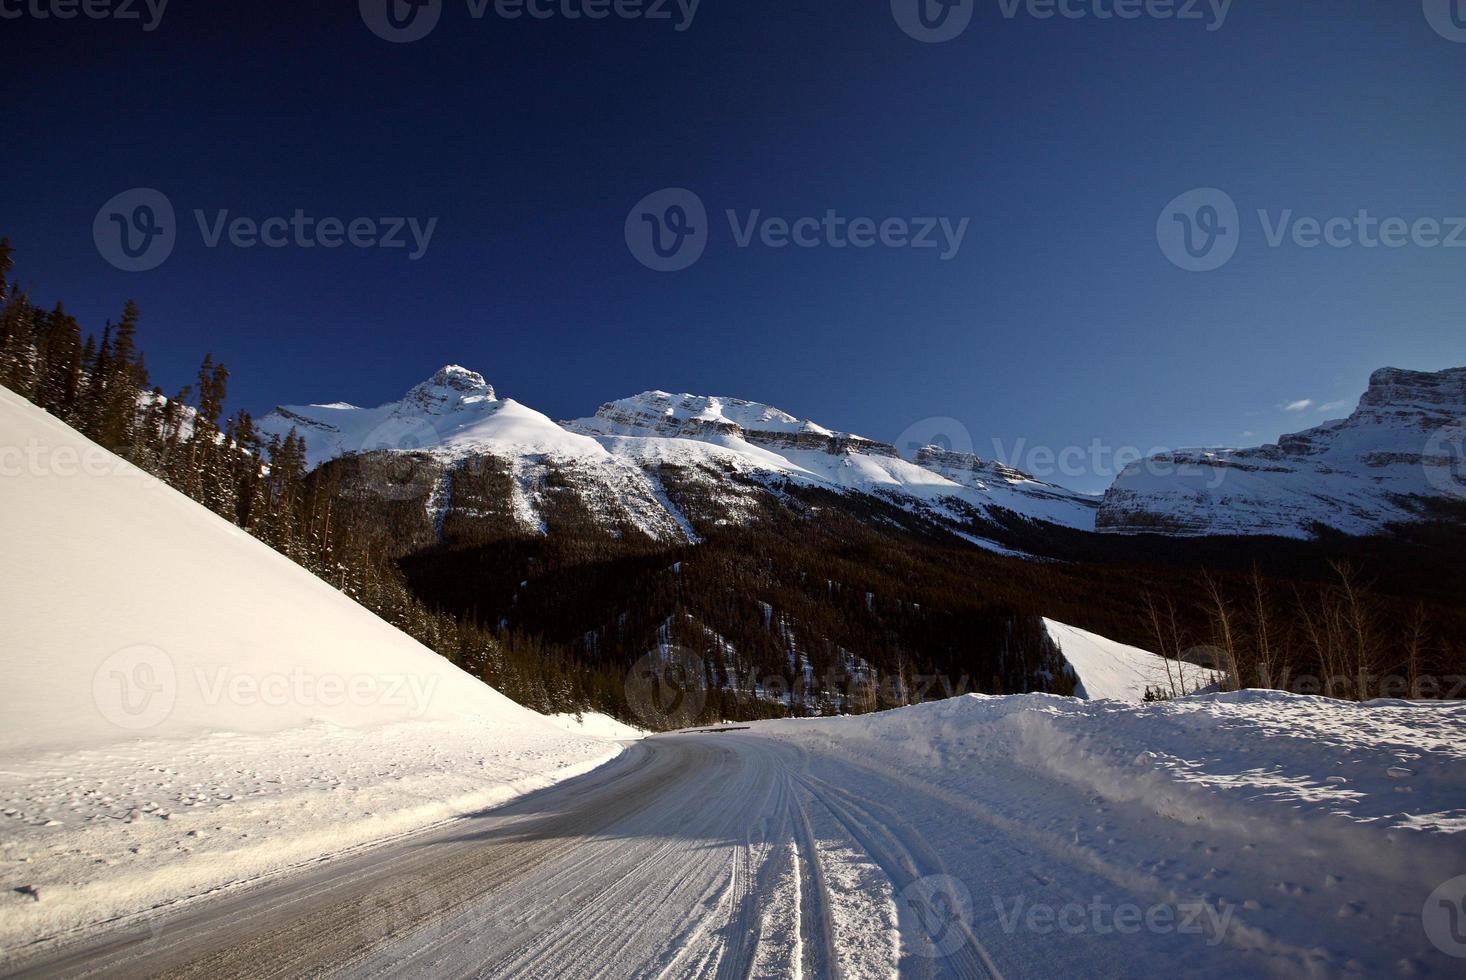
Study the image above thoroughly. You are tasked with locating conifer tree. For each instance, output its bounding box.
[35,304,82,417]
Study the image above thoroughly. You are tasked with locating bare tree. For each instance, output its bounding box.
[1249,565,1279,690]
[1403,602,1429,700]
[1332,561,1379,701]
[1143,592,1180,699]
[1202,571,1241,693]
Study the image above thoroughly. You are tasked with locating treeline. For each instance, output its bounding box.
[0,237,595,715]
[398,471,1091,725]
[4,233,1460,727]
[1141,561,1465,702]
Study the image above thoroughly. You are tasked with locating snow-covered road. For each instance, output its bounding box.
[11,709,1461,979]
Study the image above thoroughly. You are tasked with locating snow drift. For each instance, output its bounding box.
[1044,618,1221,701]
[755,691,1466,976]
[0,386,624,954]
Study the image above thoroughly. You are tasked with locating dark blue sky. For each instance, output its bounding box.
[6,0,1465,491]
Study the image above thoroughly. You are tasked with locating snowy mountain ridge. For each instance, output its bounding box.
[1097,366,1466,537]
[257,363,1465,546]
[257,369,1102,545]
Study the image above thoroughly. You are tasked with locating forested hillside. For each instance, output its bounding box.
[3,235,1463,728]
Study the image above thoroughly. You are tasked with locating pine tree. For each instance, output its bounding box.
[34,304,83,417]
[96,302,149,452]
[0,238,13,296]
[0,287,38,396]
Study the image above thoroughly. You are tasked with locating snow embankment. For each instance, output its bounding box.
[756,692,1466,975]
[0,387,622,956]
[548,712,647,740]
[1044,617,1222,701]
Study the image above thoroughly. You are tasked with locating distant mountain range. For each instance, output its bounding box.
[258,364,1465,551]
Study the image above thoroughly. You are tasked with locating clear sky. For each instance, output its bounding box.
[6,0,1465,491]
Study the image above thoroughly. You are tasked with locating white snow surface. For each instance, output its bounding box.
[0,386,622,954]
[1044,618,1222,701]
[256,365,605,470]
[752,690,1466,976]
[547,712,647,740]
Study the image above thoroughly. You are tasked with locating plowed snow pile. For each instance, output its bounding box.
[1044,618,1222,701]
[757,691,1466,976]
[0,388,626,956]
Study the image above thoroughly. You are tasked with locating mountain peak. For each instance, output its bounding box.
[405,365,495,413]
[577,391,839,440]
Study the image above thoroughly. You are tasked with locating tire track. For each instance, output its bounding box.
[794,772,1003,980]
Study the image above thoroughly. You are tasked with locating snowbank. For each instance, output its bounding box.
[1044,618,1221,701]
[0,388,621,955]
[548,712,647,740]
[754,692,1466,975]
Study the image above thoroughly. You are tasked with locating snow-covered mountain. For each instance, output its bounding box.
[1097,367,1466,537]
[257,368,1100,548]
[0,386,623,946]
[257,363,1464,547]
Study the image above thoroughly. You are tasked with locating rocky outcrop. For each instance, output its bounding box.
[1095,367,1466,537]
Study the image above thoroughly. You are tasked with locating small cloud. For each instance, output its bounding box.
[1281,399,1314,413]
[1316,399,1351,414]
[1240,430,1257,439]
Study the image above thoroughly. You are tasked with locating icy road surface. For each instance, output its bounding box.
[8,720,1460,979]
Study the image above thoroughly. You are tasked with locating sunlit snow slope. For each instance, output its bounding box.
[1043,618,1221,701]
[0,384,571,753]
[258,367,1100,544]
[0,386,621,952]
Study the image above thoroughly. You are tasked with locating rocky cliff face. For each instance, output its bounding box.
[1095,367,1466,537]
[257,372,1100,552]
[258,364,1464,548]
[914,446,1101,516]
